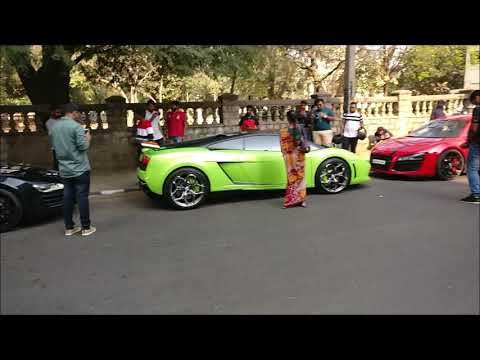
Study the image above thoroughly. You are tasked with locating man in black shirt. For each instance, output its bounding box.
[295,100,312,142]
[461,90,480,204]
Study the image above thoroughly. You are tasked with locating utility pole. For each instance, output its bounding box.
[343,45,356,114]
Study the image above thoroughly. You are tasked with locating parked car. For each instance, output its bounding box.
[0,165,64,232]
[137,131,371,210]
[370,115,472,180]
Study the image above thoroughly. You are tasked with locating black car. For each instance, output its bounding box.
[0,165,64,232]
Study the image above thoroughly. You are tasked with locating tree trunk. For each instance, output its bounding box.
[13,47,71,105]
[230,69,237,94]
[158,76,163,102]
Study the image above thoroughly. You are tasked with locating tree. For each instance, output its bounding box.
[397,45,467,95]
[80,45,218,103]
[1,45,115,104]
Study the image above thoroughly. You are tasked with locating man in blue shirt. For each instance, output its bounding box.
[311,99,336,146]
[50,103,96,236]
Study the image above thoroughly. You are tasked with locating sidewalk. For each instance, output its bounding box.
[90,169,139,195]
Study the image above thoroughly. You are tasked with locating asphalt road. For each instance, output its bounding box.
[1,176,479,314]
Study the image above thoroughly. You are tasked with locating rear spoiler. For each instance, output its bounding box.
[140,141,162,150]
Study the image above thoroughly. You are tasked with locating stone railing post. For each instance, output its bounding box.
[219,94,239,132]
[105,96,127,130]
[392,90,412,136]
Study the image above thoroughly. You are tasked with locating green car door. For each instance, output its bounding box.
[240,135,286,185]
[208,134,286,186]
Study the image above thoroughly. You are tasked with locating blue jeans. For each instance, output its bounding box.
[467,143,480,197]
[170,136,183,144]
[62,171,91,229]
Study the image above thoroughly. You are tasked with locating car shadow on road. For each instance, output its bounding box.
[370,173,439,182]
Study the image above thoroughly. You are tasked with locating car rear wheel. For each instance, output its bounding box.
[437,150,464,180]
[163,168,210,210]
[315,158,351,194]
[0,189,23,233]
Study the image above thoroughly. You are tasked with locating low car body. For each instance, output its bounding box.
[370,115,472,180]
[0,165,64,232]
[137,131,371,209]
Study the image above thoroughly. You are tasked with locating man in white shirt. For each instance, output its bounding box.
[145,100,164,145]
[342,102,364,153]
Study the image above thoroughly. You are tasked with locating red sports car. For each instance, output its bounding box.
[370,115,472,180]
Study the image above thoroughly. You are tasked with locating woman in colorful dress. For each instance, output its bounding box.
[280,110,308,209]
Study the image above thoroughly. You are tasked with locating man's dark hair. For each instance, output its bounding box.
[134,110,144,118]
[147,100,156,106]
[62,103,80,113]
[286,110,297,123]
[300,100,308,106]
[171,101,180,107]
[314,99,322,106]
[470,90,480,103]
[246,105,256,113]
[350,102,357,106]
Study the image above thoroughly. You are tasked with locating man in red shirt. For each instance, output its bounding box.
[166,101,187,143]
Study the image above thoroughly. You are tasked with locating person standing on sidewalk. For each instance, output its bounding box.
[461,90,480,204]
[49,103,96,236]
[145,100,164,145]
[45,105,63,170]
[295,100,312,142]
[166,101,187,144]
[342,102,364,153]
[312,99,335,146]
[430,100,446,120]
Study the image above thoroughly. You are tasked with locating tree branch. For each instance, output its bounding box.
[318,59,345,83]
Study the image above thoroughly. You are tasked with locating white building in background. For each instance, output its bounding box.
[464,47,480,90]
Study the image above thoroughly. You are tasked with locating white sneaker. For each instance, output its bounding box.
[65,226,82,236]
[81,226,97,236]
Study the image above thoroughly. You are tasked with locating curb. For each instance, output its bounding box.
[89,187,141,196]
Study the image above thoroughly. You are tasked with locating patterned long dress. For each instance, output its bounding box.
[280,126,307,208]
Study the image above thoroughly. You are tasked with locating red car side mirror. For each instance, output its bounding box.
[460,142,469,149]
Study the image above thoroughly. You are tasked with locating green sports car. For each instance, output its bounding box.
[137,131,371,209]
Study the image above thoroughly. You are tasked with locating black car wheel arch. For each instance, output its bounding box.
[0,188,24,233]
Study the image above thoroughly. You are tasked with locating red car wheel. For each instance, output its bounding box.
[436,150,464,180]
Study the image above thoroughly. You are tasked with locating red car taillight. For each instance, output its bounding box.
[139,155,150,170]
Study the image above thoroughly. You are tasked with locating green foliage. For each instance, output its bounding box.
[0,45,474,105]
[397,45,466,95]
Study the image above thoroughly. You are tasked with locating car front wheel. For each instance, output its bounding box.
[163,168,210,210]
[315,158,351,194]
[0,189,23,233]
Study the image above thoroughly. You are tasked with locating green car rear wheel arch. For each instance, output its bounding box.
[315,157,351,194]
[163,167,211,210]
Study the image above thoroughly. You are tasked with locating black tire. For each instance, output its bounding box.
[315,157,351,194]
[163,167,210,210]
[436,149,464,181]
[0,189,23,233]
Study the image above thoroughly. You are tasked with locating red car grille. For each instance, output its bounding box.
[370,154,392,170]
